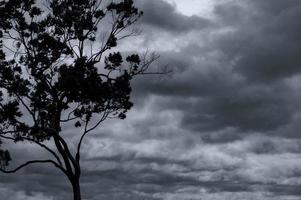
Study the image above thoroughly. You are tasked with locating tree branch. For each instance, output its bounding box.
[52,135,74,176]
[55,134,79,173]
[0,159,66,174]
[0,134,63,167]
[75,111,109,163]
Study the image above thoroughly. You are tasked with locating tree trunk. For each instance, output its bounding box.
[72,177,81,200]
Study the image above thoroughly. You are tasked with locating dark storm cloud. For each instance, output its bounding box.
[215,0,301,82]
[2,0,301,200]
[249,0,300,15]
[132,0,301,135]
[202,0,301,132]
[134,60,298,133]
[136,0,212,32]
[181,84,296,132]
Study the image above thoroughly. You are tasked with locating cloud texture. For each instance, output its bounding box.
[1,0,301,199]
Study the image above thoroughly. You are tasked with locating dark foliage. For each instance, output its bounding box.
[0,0,159,199]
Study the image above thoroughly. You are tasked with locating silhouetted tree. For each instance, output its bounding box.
[0,0,161,199]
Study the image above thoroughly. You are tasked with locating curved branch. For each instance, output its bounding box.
[0,134,63,167]
[55,134,79,172]
[52,135,74,175]
[76,111,109,162]
[38,128,78,176]
[15,94,37,125]
[0,159,66,174]
[60,103,81,122]
[25,137,63,167]
[47,130,79,175]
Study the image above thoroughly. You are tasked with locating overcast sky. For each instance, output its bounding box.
[1,0,301,199]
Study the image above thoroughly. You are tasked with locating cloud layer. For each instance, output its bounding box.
[1,0,301,199]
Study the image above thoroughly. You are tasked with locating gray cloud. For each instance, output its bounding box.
[137,0,213,32]
[1,0,301,199]
[214,0,301,82]
[131,0,301,134]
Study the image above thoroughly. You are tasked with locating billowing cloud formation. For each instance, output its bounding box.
[133,0,301,134]
[1,0,301,199]
[136,0,212,32]
[215,0,301,82]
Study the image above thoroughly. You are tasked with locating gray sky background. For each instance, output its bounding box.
[1,0,301,199]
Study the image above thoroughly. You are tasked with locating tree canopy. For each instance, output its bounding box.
[0,0,161,199]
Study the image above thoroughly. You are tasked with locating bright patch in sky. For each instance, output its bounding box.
[164,0,215,17]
